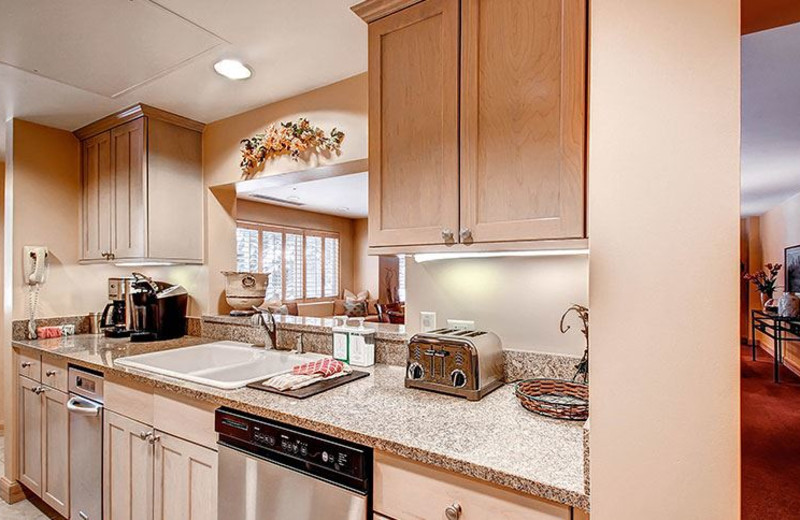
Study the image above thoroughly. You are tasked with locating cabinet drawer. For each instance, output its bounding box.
[153,391,217,450]
[18,351,42,381]
[105,376,154,425]
[41,357,68,392]
[374,452,570,520]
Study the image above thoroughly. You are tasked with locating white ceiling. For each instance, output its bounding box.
[0,0,367,160]
[239,172,368,218]
[742,22,800,216]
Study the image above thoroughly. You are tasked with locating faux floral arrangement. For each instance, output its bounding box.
[239,118,344,178]
[744,263,782,300]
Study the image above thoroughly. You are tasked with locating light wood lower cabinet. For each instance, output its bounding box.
[104,410,155,520]
[104,409,218,520]
[17,375,70,517]
[41,387,70,516]
[374,451,571,520]
[18,376,42,496]
[153,431,218,520]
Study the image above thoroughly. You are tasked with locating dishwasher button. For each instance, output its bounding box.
[322,451,329,462]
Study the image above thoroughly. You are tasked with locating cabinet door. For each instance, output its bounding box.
[368,0,460,248]
[460,0,587,242]
[111,117,147,259]
[41,387,69,516]
[19,377,42,495]
[82,131,113,260]
[153,431,217,520]
[104,410,154,520]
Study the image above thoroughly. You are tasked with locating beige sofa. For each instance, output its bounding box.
[267,299,380,319]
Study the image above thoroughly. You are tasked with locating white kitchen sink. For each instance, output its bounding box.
[114,341,323,390]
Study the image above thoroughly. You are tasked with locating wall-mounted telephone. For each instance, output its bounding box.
[24,246,49,285]
[24,246,48,339]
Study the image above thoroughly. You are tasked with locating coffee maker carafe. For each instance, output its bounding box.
[101,277,134,337]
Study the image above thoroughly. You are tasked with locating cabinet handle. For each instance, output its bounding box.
[139,431,151,441]
[441,228,454,243]
[21,361,32,368]
[33,386,46,395]
[45,370,57,377]
[459,228,473,242]
[108,252,116,261]
[149,433,161,445]
[445,502,462,520]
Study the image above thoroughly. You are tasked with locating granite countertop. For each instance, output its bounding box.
[203,314,408,342]
[13,334,588,510]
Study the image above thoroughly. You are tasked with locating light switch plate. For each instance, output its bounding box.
[447,319,475,330]
[420,311,437,332]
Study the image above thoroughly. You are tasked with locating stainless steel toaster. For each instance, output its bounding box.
[405,328,504,401]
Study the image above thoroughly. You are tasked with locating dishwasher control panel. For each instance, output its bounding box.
[215,408,369,482]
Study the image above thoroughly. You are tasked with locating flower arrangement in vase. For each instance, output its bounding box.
[744,263,782,311]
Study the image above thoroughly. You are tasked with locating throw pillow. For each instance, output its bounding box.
[344,289,370,302]
[343,300,368,318]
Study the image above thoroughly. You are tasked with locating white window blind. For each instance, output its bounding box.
[236,222,339,302]
[397,254,407,302]
[324,237,339,298]
[285,233,304,301]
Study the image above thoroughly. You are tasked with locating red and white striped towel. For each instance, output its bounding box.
[292,358,346,377]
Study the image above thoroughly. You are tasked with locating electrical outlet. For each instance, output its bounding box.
[420,311,437,332]
[447,319,475,331]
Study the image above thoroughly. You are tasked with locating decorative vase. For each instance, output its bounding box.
[761,291,776,311]
[221,271,269,315]
[778,292,800,318]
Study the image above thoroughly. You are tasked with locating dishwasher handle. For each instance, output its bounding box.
[67,396,102,417]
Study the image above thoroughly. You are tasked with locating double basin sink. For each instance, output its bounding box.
[115,341,324,390]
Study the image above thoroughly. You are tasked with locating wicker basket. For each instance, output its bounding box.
[515,378,589,421]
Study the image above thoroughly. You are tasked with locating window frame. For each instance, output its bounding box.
[236,220,341,303]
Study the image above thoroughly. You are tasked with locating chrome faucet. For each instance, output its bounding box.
[251,307,276,349]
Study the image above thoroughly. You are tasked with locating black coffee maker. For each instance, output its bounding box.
[129,273,188,342]
[101,277,135,338]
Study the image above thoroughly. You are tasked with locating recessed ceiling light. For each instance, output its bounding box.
[287,195,301,202]
[213,59,252,80]
[337,207,350,212]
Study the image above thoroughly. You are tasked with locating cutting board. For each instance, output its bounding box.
[246,370,371,399]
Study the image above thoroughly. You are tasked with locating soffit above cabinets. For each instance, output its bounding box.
[0,0,224,98]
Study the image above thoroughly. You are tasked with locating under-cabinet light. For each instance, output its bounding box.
[413,249,589,263]
[114,261,176,267]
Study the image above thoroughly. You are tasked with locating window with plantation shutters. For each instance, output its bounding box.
[235,221,340,302]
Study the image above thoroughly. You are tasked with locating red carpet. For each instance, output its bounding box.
[741,345,800,519]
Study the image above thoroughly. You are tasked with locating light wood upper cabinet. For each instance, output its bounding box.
[153,431,218,520]
[104,410,155,520]
[82,131,113,261]
[367,0,461,247]
[354,0,588,251]
[18,376,43,496]
[76,104,204,264]
[111,118,148,259]
[41,387,70,517]
[460,0,586,243]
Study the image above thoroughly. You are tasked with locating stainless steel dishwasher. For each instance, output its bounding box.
[67,367,104,520]
[216,408,372,520]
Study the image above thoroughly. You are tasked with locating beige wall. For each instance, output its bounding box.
[203,73,368,314]
[237,199,356,295]
[758,192,800,368]
[587,0,741,518]
[406,256,589,355]
[6,119,206,321]
[353,218,379,299]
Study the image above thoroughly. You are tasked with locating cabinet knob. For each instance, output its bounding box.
[33,386,46,395]
[445,502,462,520]
[442,228,454,242]
[149,434,161,445]
[459,228,473,242]
[21,361,32,368]
[46,370,57,377]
